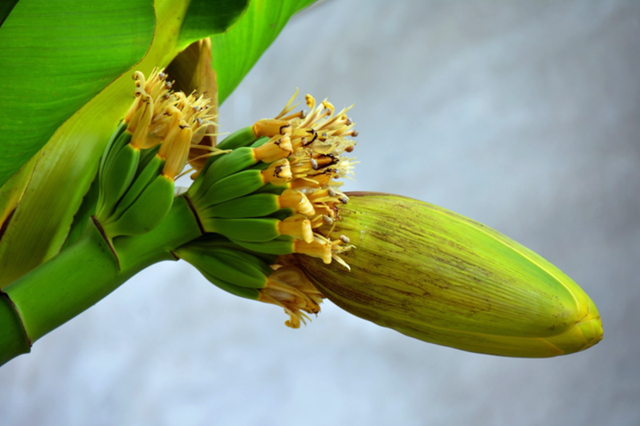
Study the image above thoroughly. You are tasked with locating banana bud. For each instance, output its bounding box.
[261,159,292,185]
[296,192,603,358]
[279,190,315,215]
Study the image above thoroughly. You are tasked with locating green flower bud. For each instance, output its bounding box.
[296,192,603,358]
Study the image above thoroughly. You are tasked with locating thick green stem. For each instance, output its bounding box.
[6,223,118,343]
[1,196,201,365]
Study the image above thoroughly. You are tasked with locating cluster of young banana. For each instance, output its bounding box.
[95,69,216,238]
[179,92,359,327]
[174,237,324,328]
[91,68,361,327]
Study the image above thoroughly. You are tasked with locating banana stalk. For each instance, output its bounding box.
[0,196,202,366]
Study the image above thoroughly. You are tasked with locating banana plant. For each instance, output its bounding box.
[0,0,603,367]
[0,0,315,363]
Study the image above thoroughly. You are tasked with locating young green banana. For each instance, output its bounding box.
[201,190,313,219]
[215,126,259,150]
[102,175,175,236]
[176,246,273,289]
[193,161,292,208]
[112,153,164,220]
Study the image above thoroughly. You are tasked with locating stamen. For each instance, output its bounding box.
[274,88,300,119]
[132,71,146,88]
[176,167,195,180]
[280,110,306,121]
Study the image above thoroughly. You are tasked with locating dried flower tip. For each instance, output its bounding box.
[307,188,342,203]
[278,190,315,216]
[252,120,292,138]
[261,159,292,185]
[253,135,293,162]
[294,238,332,264]
[159,119,192,180]
[127,93,154,149]
[278,215,313,243]
[259,265,324,328]
[289,156,322,179]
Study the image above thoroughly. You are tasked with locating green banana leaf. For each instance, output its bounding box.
[212,0,316,103]
[0,1,18,26]
[0,0,316,288]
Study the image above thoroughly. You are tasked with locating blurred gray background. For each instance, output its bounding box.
[1,0,639,425]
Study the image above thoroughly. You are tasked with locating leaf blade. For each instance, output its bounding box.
[0,0,156,187]
[211,0,317,104]
[0,0,193,287]
[178,0,251,48]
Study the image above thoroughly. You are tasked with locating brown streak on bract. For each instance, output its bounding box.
[183,194,205,235]
[91,215,120,270]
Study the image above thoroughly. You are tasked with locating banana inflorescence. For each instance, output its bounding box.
[1,68,602,363]
[180,90,359,327]
[93,73,358,328]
